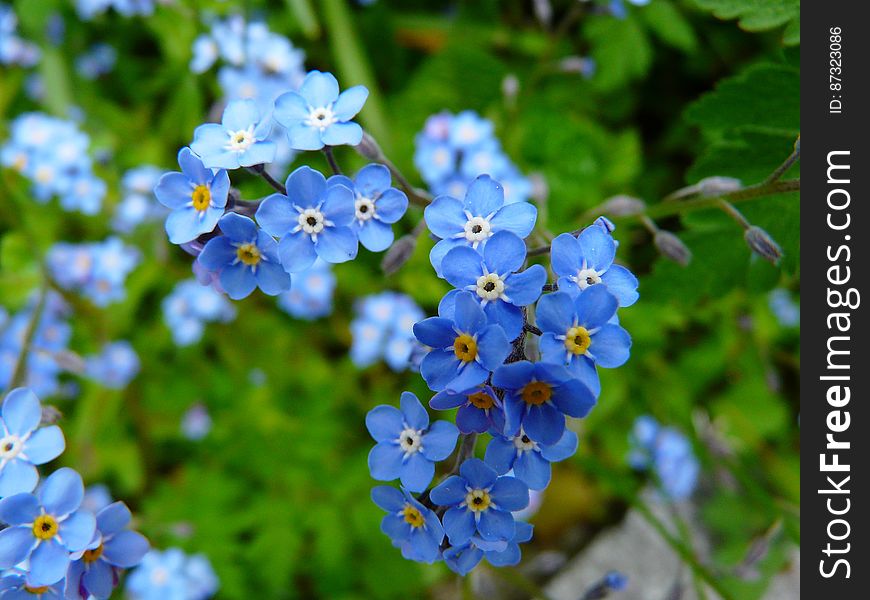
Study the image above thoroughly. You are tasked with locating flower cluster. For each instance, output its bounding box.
[162,280,237,346]
[0,388,149,596]
[366,174,638,574]
[112,165,167,234]
[414,111,531,205]
[1,113,106,214]
[0,3,40,67]
[156,70,408,305]
[47,238,141,307]
[628,415,699,501]
[83,341,140,389]
[74,0,155,20]
[125,548,218,600]
[351,292,424,372]
[75,43,116,80]
[0,293,70,398]
[277,259,336,320]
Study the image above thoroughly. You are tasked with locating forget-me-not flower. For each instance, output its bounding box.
[550,227,638,306]
[190,99,275,169]
[485,427,578,490]
[371,486,444,563]
[429,384,505,435]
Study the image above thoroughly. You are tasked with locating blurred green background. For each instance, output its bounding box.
[0,0,799,598]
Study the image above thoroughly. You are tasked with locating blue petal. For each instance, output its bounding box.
[536,292,575,335]
[492,361,535,391]
[484,301,523,341]
[373,188,407,223]
[421,420,459,461]
[315,226,358,264]
[442,507,475,546]
[333,85,369,120]
[0,526,34,569]
[219,263,257,300]
[476,508,515,542]
[371,485,405,512]
[365,405,403,442]
[177,147,212,184]
[284,166,329,207]
[490,202,536,239]
[504,265,546,307]
[238,141,276,168]
[22,425,64,464]
[58,510,96,552]
[104,530,150,568]
[413,317,456,348]
[154,172,193,209]
[550,233,582,277]
[601,264,640,307]
[278,232,317,273]
[381,513,409,545]
[256,260,292,296]
[96,501,130,536]
[442,247,483,289]
[568,355,601,397]
[27,539,69,586]
[256,194,297,238]
[485,541,522,567]
[358,220,394,252]
[490,476,530,510]
[221,99,260,131]
[167,207,214,245]
[300,70,340,106]
[575,285,618,329]
[463,175,503,216]
[482,231,525,275]
[541,429,579,462]
[82,558,114,597]
[429,237,464,277]
[550,378,596,419]
[273,91,309,127]
[0,493,39,524]
[0,460,38,497]
[445,361,489,394]
[322,122,363,146]
[287,123,325,151]
[455,404,490,434]
[38,467,83,517]
[484,437,517,475]
[429,390,466,410]
[475,325,510,371]
[368,442,403,482]
[400,392,429,430]
[523,404,565,445]
[218,212,258,242]
[513,451,551,490]
[590,324,632,368]
[420,350,460,392]
[321,183,355,227]
[453,291,487,334]
[430,475,467,506]
[424,195,466,239]
[2,388,41,436]
[354,163,390,195]
[459,458,497,489]
[400,452,434,493]
[197,236,235,271]
[577,225,615,271]
[444,542,483,575]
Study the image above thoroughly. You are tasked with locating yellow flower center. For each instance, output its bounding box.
[468,391,494,410]
[564,326,592,355]
[521,381,552,406]
[402,504,425,528]
[465,489,492,512]
[453,333,477,362]
[191,185,211,212]
[32,515,58,541]
[24,586,50,594]
[236,243,261,266]
[83,544,104,563]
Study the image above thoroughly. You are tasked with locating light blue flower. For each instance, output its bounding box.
[448,111,494,149]
[162,280,236,346]
[0,388,65,498]
[371,486,444,563]
[440,230,547,339]
[628,416,699,501]
[197,213,291,300]
[155,148,230,244]
[493,361,596,445]
[125,548,219,600]
[83,341,140,390]
[424,175,537,276]
[429,384,504,435]
[190,99,275,169]
[536,286,632,396]
[550,227,639,306]
[429,458,529,546]
[327,164,409,252]
[413,291,511,393]
[484,427,578,490]
[366,392,459,493]
[350,292,424,371]
[255,166,358,272]
[273,70,368,150]
[443,520,534,575]
[0,570,64,598]
[276,259,336,320]
[0,468,96,587]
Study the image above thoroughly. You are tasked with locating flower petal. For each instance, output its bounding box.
[366,405,403,442]
[1,388,41,436]
[483,231,525,275]
[22,425,64,465]
[27,539,69,586]
[38,467,83,517]
[332,85,369,120]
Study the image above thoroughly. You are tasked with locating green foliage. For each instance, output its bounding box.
[692,0,800,45]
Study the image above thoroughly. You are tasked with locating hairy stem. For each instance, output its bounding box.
[247,164,287,195]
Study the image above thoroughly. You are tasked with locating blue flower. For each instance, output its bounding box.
[125,548,217,600]
[154,148,230,244]
[628,416,699,501]
[350,293,424,371]
[484,427,578,490]
[255,166,358,272]
[448,111,494,149]
[429,458,529,546]
[65,501,150,599]
[0,570,64,598]
[327,164,409,252]
[276,259,336,320]
[536,287,632,396]
[442,520,534,575]
[162,280,236,346]
[0,388,65,498]
[366,392,459,493]
[371,486,444,563]
[424,175,537,276]
[190,99,275,169]
[550,228,639,306]
[413,291,510,393]
[83,341,140,390]
[493,361,596,445]
[440,230,547,339]
[197,213,291,300]
[0,468,96,586]
[273,70,368,150]
[429,384,505,435]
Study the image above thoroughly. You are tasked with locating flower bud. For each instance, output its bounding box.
[53,349,86,374]
[744,226,782,264]
[654,231,692,266]
[698,176,742,197]
[600,194,645,217]
[381,232,418,275]
[355,131,383,161]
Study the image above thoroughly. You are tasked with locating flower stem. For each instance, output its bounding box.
[322,146,343,175]
[9,283,48,390]
[247,164,287,195]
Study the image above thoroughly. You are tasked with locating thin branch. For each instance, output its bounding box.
[247,164,287,195]
[523,323,542,336]
[9,284,49,390]
[322,147,343,175]
[763,137,800,184]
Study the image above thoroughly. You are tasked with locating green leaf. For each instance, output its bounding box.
[692,0,800,45]
[584,14,652,92]
[642,0,698,52]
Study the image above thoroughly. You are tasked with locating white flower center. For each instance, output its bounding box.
[151,567,169,586]
[572,261,604,291]
[295,207,330,237]
[398,428,422,455]
[355,196,377,222]
[475,272,505,301]
[0,435,23,460]
[513,430,537,453]
[225,125,255,152]
[463,216,492,244]
[306,106,336,131]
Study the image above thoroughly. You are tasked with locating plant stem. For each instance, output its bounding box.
[322,147,343,175]
[9,283,48,390]
[247,164,287,195]
[763,137,800,184]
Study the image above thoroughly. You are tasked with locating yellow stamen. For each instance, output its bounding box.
[521,381,552,406]
[24,586,50,594]
[465,489,491,512]
[468,391,494,410]
[564,326,592,355]
[236,243,261,266]
[83,544,104,563]
[32,515,58,541]
[191,185,211,212]
[402,504,425,528]
[453,333,477,362]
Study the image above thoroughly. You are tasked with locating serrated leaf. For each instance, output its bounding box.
[693,0,799,45]
[584,15,652,92]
